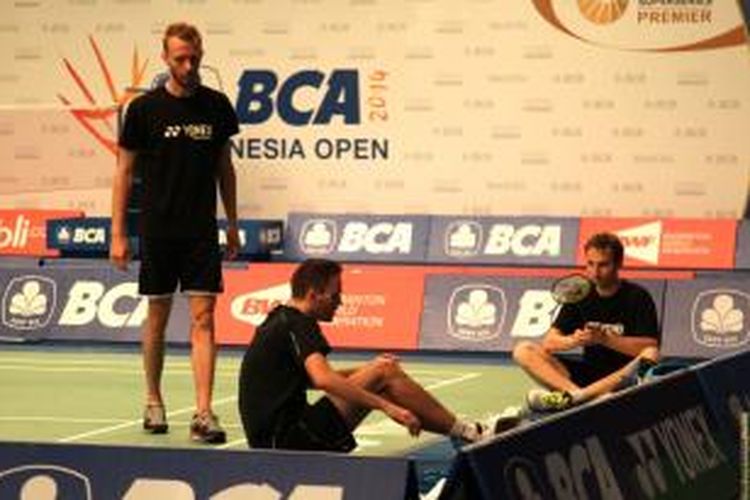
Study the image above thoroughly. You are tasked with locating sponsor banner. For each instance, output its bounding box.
[694,350,750,468]
[0,441,417,500]
[0,210,82,257]
[46,218,284,259]
[216,263,422,349]
[735,220,750,269]
[47,217,109,256]
[578,218,737,269]
[419,274,665,352]
[218,219,284,258]
[285,213,431,263]
[662,274,750,358]
[426,216,579,266]
[0,263,190,343]
[442,370,736,500]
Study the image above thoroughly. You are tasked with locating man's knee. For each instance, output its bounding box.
[513,340,543,366]
[373,357,403,383]
[190,309,215,333]
[640,346,660,363]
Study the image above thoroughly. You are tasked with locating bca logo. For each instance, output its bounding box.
[445,221,483,257]
[447,284,506,342]
[73,228,106,245]
[231,284,291,326]
[299,219,338,254]
[503,458,545,500]
[300,220,414,255]
[445,222,562,258]
[236,69,360,126]
[0,464,91,500]
[2,276,56,330]
[691,289,750,348]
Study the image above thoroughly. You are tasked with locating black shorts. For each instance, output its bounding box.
[271,397,356,453]
[558,357,614,388]
[138,237,223,296]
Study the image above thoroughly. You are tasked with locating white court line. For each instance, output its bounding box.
[0,357,196,368]
[0,365,240,377]
[57,394,237,443]
[216,371,481,450]
[0,416,131,425]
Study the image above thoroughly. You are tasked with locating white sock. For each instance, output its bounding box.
[449,419,481,442]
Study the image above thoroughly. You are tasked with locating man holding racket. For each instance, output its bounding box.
[238,259,498,451]
[512,232,660,412]
[110,22,239,443]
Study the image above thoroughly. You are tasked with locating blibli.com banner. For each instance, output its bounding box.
[420,273,666,352]
[1,2,749,220]
[0,441,417,500]
[427,216,579,265]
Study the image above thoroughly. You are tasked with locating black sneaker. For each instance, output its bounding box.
[143,404,168,434]
[190,412,226,444]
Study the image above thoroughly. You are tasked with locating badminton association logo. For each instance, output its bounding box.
[691,289,750,348]
[58,36,149,156]
[2,276,56,331]
[447,284,506,342]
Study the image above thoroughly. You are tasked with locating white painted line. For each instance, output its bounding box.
[0,416,131,424]
[0,365,239,377]
[57,394,237,443]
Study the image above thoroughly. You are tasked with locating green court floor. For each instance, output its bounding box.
[0,346,534,456]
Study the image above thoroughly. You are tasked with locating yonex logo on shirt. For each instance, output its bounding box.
[164,125,181,138]
[163,124,213,140]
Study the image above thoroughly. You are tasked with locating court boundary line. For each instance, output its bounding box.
[57,394,238,443]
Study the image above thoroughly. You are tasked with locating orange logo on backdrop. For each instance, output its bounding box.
[533,0,747,51]
[58,36,149,156]
[578,0,629,25]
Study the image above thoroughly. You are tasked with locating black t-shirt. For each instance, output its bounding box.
[119,85,239,238]
[552,279,660,372]
[238,305,331,445]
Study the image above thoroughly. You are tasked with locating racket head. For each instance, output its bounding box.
[550,273,592,305]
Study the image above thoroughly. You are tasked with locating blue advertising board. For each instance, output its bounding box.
[285,213,431,262]
[0,441,417,499]
[427,216,579,266]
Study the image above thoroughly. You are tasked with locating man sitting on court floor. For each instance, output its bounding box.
[238,258,497,452]
[512,233,660,413]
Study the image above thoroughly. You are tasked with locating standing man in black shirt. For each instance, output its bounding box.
[239,259,497,451]
[513,233,661,412]
[110,22,239,443]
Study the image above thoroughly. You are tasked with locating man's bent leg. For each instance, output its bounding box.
[513,341,581,393]
[328,357,461,436]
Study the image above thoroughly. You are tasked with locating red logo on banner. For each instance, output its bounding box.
[215,264,422,349]
[0,210,82,257]
[578,218,737,269]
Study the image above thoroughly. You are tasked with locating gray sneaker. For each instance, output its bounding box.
[143,404,168,434]
[190,412,226,444]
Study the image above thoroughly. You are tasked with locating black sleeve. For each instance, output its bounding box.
[217,92,239,143]
[552,303,583,335]
[633,287,660,343]
[288,316,331,367]
[119,97,146,151]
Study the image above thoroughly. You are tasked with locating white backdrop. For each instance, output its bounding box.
[1,0,748,219]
